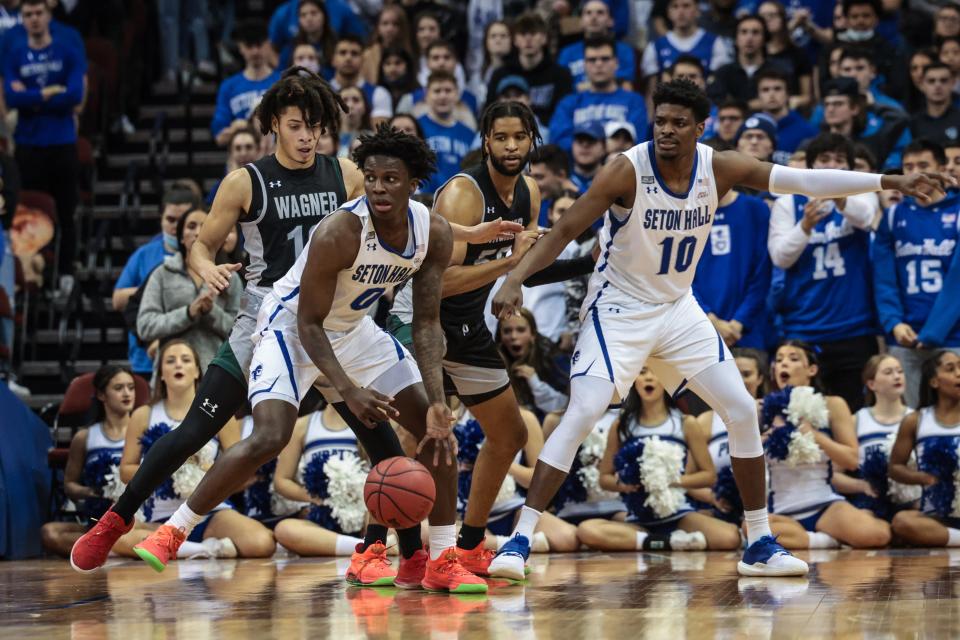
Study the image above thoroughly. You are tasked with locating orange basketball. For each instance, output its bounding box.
[364,457,436,529]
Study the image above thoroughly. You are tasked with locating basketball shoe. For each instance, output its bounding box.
[346,542,397,586]
[134,524,186,572]
[395,549,428,589]
[457,539,496,576]
[488,533,530,581]
[70,508,133,573]
[737,535,809,576]
[422,548,488,593]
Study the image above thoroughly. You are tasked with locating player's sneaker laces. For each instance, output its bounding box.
[134,524,186,573]
[737,535,809,577]
[395,549,428,589]
[70,508,133,573]
[346,542,397,586]
[488,533,530,581]
[457,539,496,576]
[422,548,488,593]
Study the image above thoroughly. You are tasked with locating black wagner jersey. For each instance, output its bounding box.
[240,153,347,291]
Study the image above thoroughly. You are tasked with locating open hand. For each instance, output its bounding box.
[465,217,525,244]
[885,172,957,203]
[199,262,242,293]
[343,386,399,427]
[416,402,457,466]
[491,278,524,319]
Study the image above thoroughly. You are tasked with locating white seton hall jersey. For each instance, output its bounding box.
[597,141,718,303]
[270,196,431,332]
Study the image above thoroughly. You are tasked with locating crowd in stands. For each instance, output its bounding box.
[0,0,959,558]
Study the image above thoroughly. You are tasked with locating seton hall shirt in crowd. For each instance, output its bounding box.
[211,68,282,136]
[548,88,648,152]
[417,114,475,195]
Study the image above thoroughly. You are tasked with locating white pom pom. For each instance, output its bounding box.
[100,464,126,502]
[577,429,618,503]
[579,430,607,466]
[785,429,822,467]
[172,462,205,499]
[270,484,308,517]
[786,386,830,430]
[323,455,369,534]
[638,437,686,519]
[952,443,960,518]
[495,475,517,505]
[880,433,921,505]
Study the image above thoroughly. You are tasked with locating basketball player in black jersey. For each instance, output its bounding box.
[388,101,594,573]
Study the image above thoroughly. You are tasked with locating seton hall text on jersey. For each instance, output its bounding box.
[643,206,712,231]
[274,192,340,220]
[351,263,415,285]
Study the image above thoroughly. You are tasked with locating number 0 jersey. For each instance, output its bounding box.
[596,142,718,304]
[271,196,431,332]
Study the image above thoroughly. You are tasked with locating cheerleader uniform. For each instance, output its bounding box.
[691,413,743,524]
[238,416,302,525]
[915,407,960,528]
[850,406,911,517]
[555,403,627,524]
[142,403,232,542]
[298,410,361,534]
[80,422,126,521]
[621,408,695,532]
[766,425,844,531]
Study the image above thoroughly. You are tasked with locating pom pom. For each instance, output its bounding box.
[918,435,960,517]
[761,387,792,431]
[713,465,743,519]
[614,436,686,521]
[172,461,205,499]
[554,429,614,510]
[786,386,829,430]
[786,429,822,467]
[244,459,277,519]
[861,434,921,510]
[454,416,488,515]
[323,455,369,535]
[495,474,517,505]
[762,387,824,467]
[139,423,176,501]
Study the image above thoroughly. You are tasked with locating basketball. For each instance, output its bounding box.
[364,456,436,529]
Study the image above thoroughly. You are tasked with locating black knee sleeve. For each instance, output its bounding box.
[332,402,406,464]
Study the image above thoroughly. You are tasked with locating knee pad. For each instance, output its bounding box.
[717,390,763,459]
[538,378,612,473]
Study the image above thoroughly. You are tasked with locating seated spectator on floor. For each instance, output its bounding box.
[703,98,746,151]
[559,0,636,90]
[497,308,570,419]
[212,21,281,147]
[329,34,392,127]
[397,40,478,129]
[113,188,194,379]
[910,62,960,147]
[755,69,817,165]
[549,35,647,153]
[206,127,263,205]
[137,209,242,372]
[276,0,333,72]
[872,139,960,409]
[40,365,135,557]
[570,122,608,194]
[417,71,475,194]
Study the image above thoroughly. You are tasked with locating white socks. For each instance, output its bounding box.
[947,528,960,547]
[336,534,363,556]
[635,531,648,550]
[176,540,207,558]
[807,532,840,549]
[743,508,773,546]
[429,524,457,560]
[167,504,206,538]
[512,506,542,542]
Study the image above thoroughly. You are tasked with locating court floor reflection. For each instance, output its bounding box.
[3,549,960,639]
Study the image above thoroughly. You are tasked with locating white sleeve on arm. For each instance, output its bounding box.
[769,165,883,198]
[837,193,878,230]
[768,194,811,270]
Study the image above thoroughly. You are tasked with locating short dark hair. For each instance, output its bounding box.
[479,100,542,159]
[838,45,874,65]
[232,19,269,46]
[254,67,348,138]
[512,11,548,35]
[903,138,947,165]
[583,33,617,55]
[652,79,711,122]
[754,67,789,88]
[923,60,954,77]
[853,143,877,171]
[336,33,365,50]
[426,69,457,87]
[425,39,457,58]
[842,0,880,17]
[21,0,48,8]
[352,122,438,185]
[671,54,705,76]
[529,144,570,176]
[162,186,197,209]
[229,126,262,148]
[804,133,856,169]
[716,97,749,115]
[736,14,769,43]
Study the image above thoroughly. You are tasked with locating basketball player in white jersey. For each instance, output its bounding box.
[489,79,953,578]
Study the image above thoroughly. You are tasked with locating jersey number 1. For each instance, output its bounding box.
[656,236,697,275]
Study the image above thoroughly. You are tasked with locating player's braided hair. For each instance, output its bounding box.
[254,66,348,138]
[479,100,541,159]
[352,122,438,184]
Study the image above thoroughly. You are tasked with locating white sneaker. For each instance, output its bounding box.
[669,530,707,551]
[738,535,809,577]
[192,537,238,559]
[488,534,530,581]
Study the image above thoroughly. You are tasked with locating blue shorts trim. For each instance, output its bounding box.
[274,330,299,401]
[590,306,614,382]
[188,513,214,543]
[626,507,694,533]
[790,500,842,532]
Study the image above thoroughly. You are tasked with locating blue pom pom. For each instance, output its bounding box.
[455,418,485,465]
[302,451,335,500]
[919,435,960,516]
[553,451,588,510]
[139,423,176,500]
[761,387,792,432]
[613,437,655,521]
[858,444,892,518]
[713,465,743,520]
[764,423,795,462]
[244,458,278,519]
[80,450,120,520]
[306,504,342,531]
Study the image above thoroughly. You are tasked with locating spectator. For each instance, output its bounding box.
[276,0,334,72]
[735,113,776,163]
[361,5,412,85]
[904,49,936,114]
[604,121,637,154]
[641,0,731,101]
[755,69,818,165]
[558,0,637,90]
[268,0,366,54]
[910,62,960,145]
[0,147,19,385]
[569,122,608,194]
[945,140,960,181]
[388,112,424,140]
[329,34,392,127]
[757,0,813,109]
[0,2,19,43]
[290,41,321,74]
[486,12,574,123]
[156,0,215,85]
[528,144,572,227]
[3,0,84,281]
[692,189,772,350]
[548,35,647,152]
[113,188,195,379]
[497,308,570,417]
[469,20,512,106]
[939,36,960,93]
[211,21,281,147]
[872,139,960,408]
[838,46,904,112]
[396,41,478,128]
[412,11,466,89]
[137,209,242,371]
[416,71,475,194]
[337,85,372,157]
[700,0,738,39]
[823,0,896,89]
[206,127,263,205]
[668,55,716,138]
[935,3,960,40]
[768,133,879,411]
[378,47,419,111]
[709,15,777,108]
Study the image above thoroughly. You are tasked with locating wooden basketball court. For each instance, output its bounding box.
[1,549,956,638]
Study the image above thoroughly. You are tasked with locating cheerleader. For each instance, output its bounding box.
[42,365,136,557]
[236,403,302,526]
[271,401,366,556]
[890,352,960,546]
[577,370,742,552]
[765,341,892,549]
[833,354,913,519]
[113,340,275,560]
[691,349,766,523]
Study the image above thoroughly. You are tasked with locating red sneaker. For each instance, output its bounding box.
[70,508,133,573]
[421,547,488,594]
[133,524,186,573]
[395,549,428,589]
[346,543,396,587]
[457,540,496,577]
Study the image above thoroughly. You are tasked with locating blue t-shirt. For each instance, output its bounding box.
[558,40,637,87]
[548,88,648,152]
[3,39,85,146]
[115,236,170,373]
[0,19,84,64]
[211,69,282,136]
[651,31,720,75]
[775,110,818,156]
[0,6,19,43]
[873,194,960,347]
[417,114,475,194]
[268,0,367,51]
[692,193,772,349]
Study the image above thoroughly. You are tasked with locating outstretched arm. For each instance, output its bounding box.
[190,168,250,292]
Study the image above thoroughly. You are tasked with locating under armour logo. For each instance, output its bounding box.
[487,206,496,214]
[252,364,263,380]
[200,398,219,418]
[366,242,377,251]
[269,180,282,188]
[646,186,658,194]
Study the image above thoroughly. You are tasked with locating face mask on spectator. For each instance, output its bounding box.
[163,231,179,252]
[838,28,874,42]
